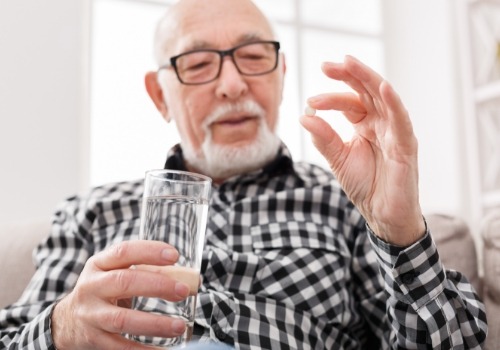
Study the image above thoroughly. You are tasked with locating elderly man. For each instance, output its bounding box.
[0,0,487,349]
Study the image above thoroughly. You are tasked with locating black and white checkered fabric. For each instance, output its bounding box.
[0,144,487,349]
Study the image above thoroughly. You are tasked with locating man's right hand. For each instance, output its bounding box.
[51,240,191,350]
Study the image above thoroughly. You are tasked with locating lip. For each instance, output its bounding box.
[208,112,260,143]
[213,115,257,125]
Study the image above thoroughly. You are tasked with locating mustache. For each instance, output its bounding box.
[202,101,266,130]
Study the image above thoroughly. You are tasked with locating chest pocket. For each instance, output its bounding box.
[250,221,352,320]
[92,198,142,250]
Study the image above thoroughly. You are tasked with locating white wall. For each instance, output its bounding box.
[0,0,473,230]
[381,0,470,224]
[0,0,88,224]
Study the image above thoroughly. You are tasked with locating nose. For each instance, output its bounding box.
[214,57,248,100]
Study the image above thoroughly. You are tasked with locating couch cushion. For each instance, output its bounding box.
[0,218,51,308]
[481,209,500,350]
[426,213,482,296]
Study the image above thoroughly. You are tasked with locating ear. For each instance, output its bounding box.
[145,71,170,122]
[279,53,287,101]
[280,52,287,75]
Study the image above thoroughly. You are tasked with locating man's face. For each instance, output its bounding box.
[154,0,286,178]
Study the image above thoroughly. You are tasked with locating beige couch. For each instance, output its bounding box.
[480,210,500,350]
[426,213,499,350]
[0,213,498,348]
[0,218,51,308]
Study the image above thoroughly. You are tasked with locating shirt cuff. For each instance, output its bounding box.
[367,225,446,311]
[20,302,58,350]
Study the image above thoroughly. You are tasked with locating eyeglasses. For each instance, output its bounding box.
[159,40,280,85]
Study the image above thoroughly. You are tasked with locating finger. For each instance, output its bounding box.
[135,265,201,295]
[299,114,344,166]
[88,329,169,350]
[96,304,187,339]
[380,80,408,121]
[343,55,385,100]
[320,61,367,94]
[97,267,191,300]
[320,62,377,115]
[343,56,393,119]
[380,80,415,150]
[307,92,366,124]
[92,240,179,271]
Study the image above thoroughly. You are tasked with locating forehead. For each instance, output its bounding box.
[162,0,275,54]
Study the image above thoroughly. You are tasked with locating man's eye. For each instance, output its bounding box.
[185,60,212,71]
[240,54,265,60]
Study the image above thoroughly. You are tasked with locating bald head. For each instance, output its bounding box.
[144,0,286,182]
[153,0,276,65]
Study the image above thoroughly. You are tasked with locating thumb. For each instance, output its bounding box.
[299,114,344,163]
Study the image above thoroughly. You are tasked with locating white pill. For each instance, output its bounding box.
[304,105,316,117]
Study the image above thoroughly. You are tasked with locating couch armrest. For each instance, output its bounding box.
[0,218,51,308]
[426,213,482,295]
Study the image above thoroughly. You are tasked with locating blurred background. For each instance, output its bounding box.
[1,0,499,244]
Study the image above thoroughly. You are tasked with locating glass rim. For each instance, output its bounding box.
[145,169,212,185]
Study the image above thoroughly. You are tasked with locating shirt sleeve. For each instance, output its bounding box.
[367,225,488,349]
[0,303,57,350]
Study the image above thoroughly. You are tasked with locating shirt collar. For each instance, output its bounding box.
[163,143,295,181]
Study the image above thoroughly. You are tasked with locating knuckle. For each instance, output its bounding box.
[111,241,130,260]
[114,269,134,294]
[150,316,167,335]
[154,276,173,297]
[82,328,97,347]
[85,254,100,271]
[110,308,128,332]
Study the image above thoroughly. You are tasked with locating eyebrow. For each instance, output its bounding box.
[183,33,270,52]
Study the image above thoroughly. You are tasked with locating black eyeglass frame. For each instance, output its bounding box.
[159,40,281,85]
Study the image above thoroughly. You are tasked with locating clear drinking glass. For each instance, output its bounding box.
[130,169,212,347]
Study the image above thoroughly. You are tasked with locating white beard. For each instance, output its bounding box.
[181,100,281,180]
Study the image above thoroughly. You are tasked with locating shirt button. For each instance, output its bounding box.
[401,272,416,284]
[215,328,227,340]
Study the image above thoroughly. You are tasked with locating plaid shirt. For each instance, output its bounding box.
[0,145,487,349]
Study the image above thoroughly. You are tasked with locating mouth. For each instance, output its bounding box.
[209,114,260,144]
[217,115,256,125]
[212,114,258,127]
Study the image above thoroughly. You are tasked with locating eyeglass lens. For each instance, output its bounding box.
[175,42,277,84]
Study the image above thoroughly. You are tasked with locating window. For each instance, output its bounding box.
[90,0,383,185]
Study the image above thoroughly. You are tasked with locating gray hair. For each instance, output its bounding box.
[151,1,279,67]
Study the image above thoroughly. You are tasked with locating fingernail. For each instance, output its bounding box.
[175,282,189,298]
[172,319,186,334]
[307,96,320,104]
[161,248,178,261]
